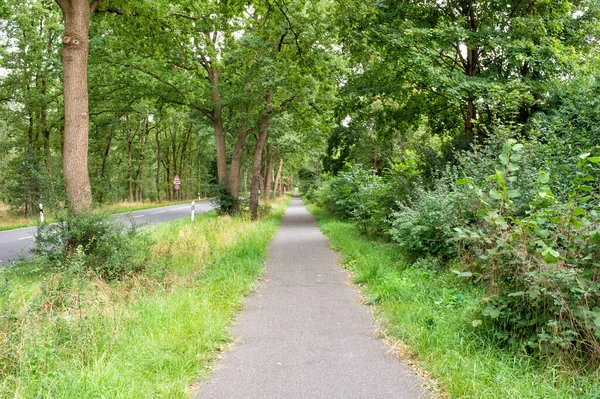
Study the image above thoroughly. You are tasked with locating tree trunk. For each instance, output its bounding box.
[250,90,274,220]
[227,105,249,212]
[135,117,148,202]
[100,132,112,181]
[273,158,283,197]
[265,149,275,200]
[208,68,228,187]
[197,144,202,199]
[465,96,476,140]
[41,74,52,178]
[155,128,161,202]
[56,0,96,214]
[127,137,133,202]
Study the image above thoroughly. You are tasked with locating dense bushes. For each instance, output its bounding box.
[456,141,600,362]
[304,165,417,237]
[305,134,600,363]
[33,212,153,280]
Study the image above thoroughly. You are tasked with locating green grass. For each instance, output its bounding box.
[0,195,291,398]
[307,204,600,399]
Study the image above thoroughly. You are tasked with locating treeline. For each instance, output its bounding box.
[0,0,336,218]
[302,0,600,364]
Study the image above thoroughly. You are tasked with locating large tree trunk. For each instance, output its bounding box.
[249,90,274,220]
[56,0,98,214]
[273,158,283,197]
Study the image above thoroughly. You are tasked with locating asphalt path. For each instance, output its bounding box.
[196,195,429,399]
[0,201,214,266]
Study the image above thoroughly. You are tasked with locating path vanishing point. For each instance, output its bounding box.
[196,195,430,399]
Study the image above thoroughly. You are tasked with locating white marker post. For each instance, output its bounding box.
[191,201,195,222]
[39,203,44,223]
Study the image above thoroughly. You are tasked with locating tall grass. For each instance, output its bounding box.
[0,196,291,398]
[307,204,600,399]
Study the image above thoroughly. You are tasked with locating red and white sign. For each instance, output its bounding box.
[174,174,181,190]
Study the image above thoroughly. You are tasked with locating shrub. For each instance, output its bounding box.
[456,140,600,362]
[389,184,477,260]
[33,211,153,280]
[315,166,394,236]
[211,186,243,215]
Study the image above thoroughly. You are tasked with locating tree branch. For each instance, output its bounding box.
[55,0,70,12]
[105,58,214,121]
[89,0,107,13]
[95,6,125,15]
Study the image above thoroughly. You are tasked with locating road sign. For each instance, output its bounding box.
[174,174,181,190]
[174,183,181,190]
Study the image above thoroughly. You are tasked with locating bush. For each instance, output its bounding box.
[390,185,477,260]
[211,185,247,215]
[456,140,600,362]
[313,166,393,236]
[33,211,153,280]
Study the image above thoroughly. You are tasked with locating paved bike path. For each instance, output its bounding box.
[195,196,429,399]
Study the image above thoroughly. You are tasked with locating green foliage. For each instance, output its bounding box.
[3,149,49,215]
[309,165,397,236]
[390,185,476,260]
[455,141,600,362]
[309,203,600,399]
[33,212,153,280]
[211,185,244,215]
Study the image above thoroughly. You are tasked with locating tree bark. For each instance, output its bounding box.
[155,127,161,202]
[56,0,97,214]
[127,135,133,202]
[250,90,274,220]
[265,149,275,200]
[134,117,148,202]
[227,105,249,212]
[465,96,476,140]
[40,74,52,178]
[273,158,283,197]
[208,68,228,187]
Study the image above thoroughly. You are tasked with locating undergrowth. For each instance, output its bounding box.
[308,203,600,399]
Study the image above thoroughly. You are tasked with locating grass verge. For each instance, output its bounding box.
[307,204,600,399]
[0,195,291,398]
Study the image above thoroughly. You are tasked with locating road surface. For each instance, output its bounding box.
[195,195,429,399]
[0,201,214,266]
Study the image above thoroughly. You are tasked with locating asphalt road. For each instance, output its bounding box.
[195,196,429,399]
[0,201,214,266]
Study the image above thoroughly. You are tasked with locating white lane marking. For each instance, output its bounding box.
[133,215,145,219]
[151,211,166,215]
[18,236,34,240]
